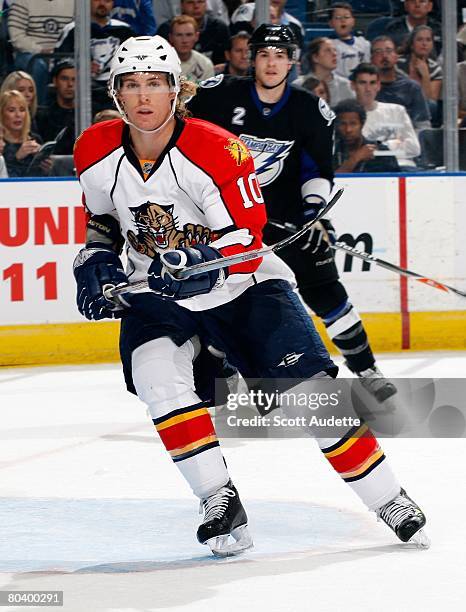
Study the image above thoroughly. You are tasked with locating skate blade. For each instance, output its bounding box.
[408,528,430,549]
[206,524,254,558]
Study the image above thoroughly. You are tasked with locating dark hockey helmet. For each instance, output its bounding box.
[249,24,298,61]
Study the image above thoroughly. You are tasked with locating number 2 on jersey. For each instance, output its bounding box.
[237,173,264,209]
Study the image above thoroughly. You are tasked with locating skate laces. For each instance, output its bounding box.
[378,491,418,530]
[201,488,236,522]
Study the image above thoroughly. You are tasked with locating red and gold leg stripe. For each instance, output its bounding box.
[321,424,386,483]
[153,402,219,463]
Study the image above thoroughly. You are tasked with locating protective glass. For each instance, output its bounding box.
[117,72,173,95]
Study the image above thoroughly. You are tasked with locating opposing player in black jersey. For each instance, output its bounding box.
[188,24,397,404]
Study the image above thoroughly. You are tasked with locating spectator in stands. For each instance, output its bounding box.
[0,127,8,177]
[111,0,156,35]
[328,1,371,79]
[157,0,230,65]
[153,0,177,26]
[459,60,466,124]
[169,14,215,82]
[270,0,304,48]
[55,0,135,113]
[0,89,51,176]
[8,0,74,104]
[371,35,431,129]
[397,25,442,124]
[333,98,400,173]
[301,76,330,103]
[215,31,250,76]
[385,0,441,55]
[293,37,354,106]
[350,63,420,169]
[93,108,121,123]
[0,70,38,134]
[207,0,241,24]
[36,59,75,151]
[230,2,282,35]
[153,0,238,25]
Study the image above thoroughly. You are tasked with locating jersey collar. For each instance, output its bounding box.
[122,117,185,181]
[250,82,291,120]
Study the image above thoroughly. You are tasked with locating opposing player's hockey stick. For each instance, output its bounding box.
[268,219,466,299]
[106,188,344,298]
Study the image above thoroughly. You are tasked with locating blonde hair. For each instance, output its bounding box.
[0,90,31,142]
[0,71,38,118]
[93,108,121,123]
[176,77,198,118]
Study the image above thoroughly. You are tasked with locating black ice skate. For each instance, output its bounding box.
[357,366,398,402]
[377,488,430,548]
[197,480,253,557]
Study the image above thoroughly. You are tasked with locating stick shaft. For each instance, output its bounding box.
[332,242,466,298]
[107,189,344,298]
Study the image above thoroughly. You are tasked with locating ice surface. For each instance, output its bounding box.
[0,353,465,611]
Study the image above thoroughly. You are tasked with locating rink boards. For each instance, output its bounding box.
[0,174,465,365]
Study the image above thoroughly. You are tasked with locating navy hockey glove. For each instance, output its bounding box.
[73,247,129,320]
[148,245,227,299]
[300,219,336,254]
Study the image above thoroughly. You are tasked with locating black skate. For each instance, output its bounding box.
[357,366,398,402]
[377,488,430,548]
[197,480,253,557]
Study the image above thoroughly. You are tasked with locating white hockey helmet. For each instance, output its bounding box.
[109,35,182,133]
[109,35,181,94]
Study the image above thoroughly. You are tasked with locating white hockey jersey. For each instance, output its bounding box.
[74,117,294,311]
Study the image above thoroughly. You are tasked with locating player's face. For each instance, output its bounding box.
[15,78,35,108]
[254,47,291,88]
[352,74,380,105]
[118,72,175,131]
[2,98,27,134]
[329,8,355,38]
[412,29,433,58]
[336,112,363,145]
[313,40,337,71]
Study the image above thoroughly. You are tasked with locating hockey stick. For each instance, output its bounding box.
[105,188,344,298]
[268,219,466,299]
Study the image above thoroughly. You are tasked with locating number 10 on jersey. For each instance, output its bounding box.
[237,173,264,209]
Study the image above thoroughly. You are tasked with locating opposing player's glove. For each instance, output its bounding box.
[303,194,326,222]
[300,219,337,254]
[148,245,227,299]
[73,247,129,320]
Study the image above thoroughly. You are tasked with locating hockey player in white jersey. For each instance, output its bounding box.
[72,35,428,556]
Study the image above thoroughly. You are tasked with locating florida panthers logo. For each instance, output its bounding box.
[239,135,294,186]
[127,201,215,258]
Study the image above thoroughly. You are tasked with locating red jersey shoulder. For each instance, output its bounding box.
[178,118,254,181]
[74,119,125,176]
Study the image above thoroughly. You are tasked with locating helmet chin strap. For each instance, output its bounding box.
[112,91,179,135]
[258,74,289,90]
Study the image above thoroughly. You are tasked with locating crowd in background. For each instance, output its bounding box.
[0,0,465,178]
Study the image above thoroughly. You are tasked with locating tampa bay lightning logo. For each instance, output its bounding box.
[239,135,294,186]
[199,74,224,89]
